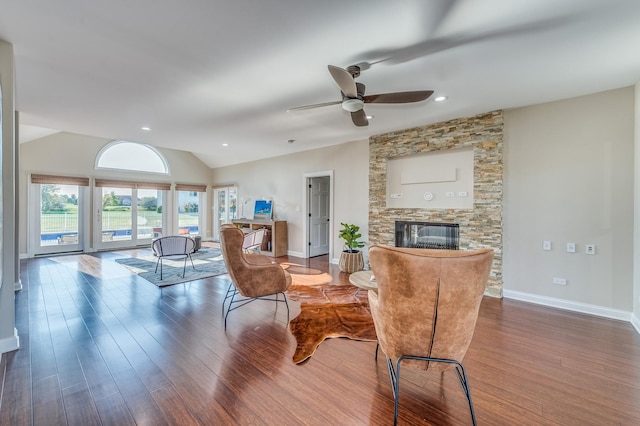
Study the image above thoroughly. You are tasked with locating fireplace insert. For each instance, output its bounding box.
[395,221,459,250]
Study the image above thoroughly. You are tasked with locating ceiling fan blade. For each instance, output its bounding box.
[351,109,368,127]
[287,100,342,112]
[364,90,434,104]
[425,0,460,38]
[328,65,357,98]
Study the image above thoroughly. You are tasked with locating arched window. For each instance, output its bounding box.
[95,140,169,174]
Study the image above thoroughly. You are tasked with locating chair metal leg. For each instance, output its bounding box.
[385,356,401,426]
[222,280,237,310]
[224,289,237,329]
[282,292,290,323]
[157,258,163,280]
[182,256,187,278]
[454,362,477,426]
[224,290,290,330]
[180,254,197,278]
[385,355,477,426]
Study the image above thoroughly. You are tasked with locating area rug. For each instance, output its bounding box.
[115,248,227,287]
[287,270,377,364]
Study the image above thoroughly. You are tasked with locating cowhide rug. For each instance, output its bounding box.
[286,269,377,364]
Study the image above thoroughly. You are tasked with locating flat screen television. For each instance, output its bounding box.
[253,200,273,220]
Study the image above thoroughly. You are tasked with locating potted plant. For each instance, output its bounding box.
[338,222,365,273]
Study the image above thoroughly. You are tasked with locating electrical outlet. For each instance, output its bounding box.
[543,240,551,251]
[553,277,567,285]
[390,193,403,199]
[585,244,595,255]
[445,192,455,198]
[458,191,468,197]
[566,242,576,253]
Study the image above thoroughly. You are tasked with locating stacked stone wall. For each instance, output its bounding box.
[369,110,503,296]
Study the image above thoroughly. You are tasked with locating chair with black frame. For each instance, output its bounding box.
[151,235,197,281]
[368,245,494,426]
[219,224,291,329]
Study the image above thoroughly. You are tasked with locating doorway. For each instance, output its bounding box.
[213,186,238,241]
[304,171,333,259]
[94,185,167,250]
[31,182,88,255]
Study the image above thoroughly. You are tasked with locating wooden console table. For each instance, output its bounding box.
[232,219,288,257]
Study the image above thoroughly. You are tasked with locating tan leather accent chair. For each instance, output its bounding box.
[220,224,292,329]
[368,245,494,426]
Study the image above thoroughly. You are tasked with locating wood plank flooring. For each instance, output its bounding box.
[1,247,640,425]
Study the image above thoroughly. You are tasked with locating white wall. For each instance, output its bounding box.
[0,39,19,354]
[19,132,212,253]
[634,82,640,330]
[503,87,634,312]
[211,139,369,261]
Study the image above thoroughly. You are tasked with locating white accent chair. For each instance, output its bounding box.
[151,235,197,280]
[242,228,267,254]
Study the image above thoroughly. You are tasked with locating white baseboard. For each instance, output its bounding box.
[632,313,640,335]
[331,257,339,265]
[503,289,633,324]
[0,328,20,355]
[14,279,22,291]
[287,250,305,258]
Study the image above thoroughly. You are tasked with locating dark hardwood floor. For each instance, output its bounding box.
[2,247,640,425]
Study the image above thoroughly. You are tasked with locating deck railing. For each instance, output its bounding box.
[39,212,200,244]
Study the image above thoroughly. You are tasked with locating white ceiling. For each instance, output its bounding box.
[2,0,640,168]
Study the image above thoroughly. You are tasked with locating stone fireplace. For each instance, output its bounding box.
[368,110,503,296]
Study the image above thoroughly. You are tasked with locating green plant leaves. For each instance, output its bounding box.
[339,222,365,251]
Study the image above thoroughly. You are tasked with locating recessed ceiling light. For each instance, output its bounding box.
[141,126,151,131]
[434,96,447,102]
[222,143,229,147]
[366,115,374,120]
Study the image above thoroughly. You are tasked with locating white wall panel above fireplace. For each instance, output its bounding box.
[386,147,474,209]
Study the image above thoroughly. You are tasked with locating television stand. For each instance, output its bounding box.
[232,219,288,257]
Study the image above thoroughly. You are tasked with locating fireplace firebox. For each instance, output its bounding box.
[395,221,459,250]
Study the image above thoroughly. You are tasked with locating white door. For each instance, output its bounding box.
[32,183,87,255]
[308,176,330,257]
[95,186,165,249]
[213,186,238,241]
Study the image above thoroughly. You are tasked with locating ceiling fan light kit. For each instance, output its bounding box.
[288,64,433,127]
[341,98,365,112]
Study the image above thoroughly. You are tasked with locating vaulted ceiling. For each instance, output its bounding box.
[2,0,640,168]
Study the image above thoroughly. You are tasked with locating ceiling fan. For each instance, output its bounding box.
[287,65,434,127]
